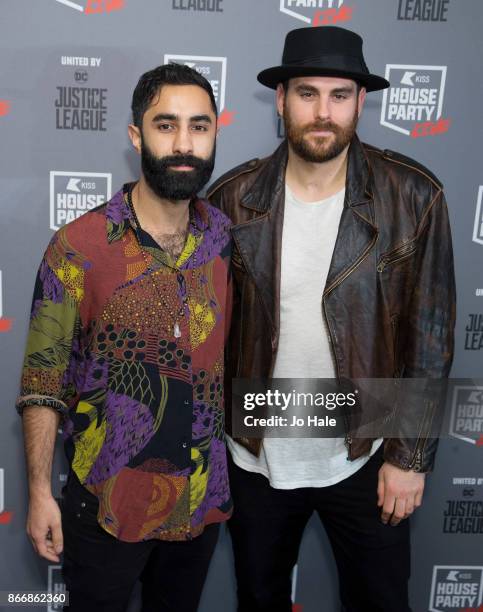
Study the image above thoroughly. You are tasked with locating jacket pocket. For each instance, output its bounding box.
[377,240,417,273]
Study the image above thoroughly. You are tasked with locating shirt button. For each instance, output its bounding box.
[184,400,190,405]
[182,442,188,448]
[80,502,86,508]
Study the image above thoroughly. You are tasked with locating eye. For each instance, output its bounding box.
[191,124,209,132]
[158,123,173,131]
[300,91,314,99]
[333,93,349,101]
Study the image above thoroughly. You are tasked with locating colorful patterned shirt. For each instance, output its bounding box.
[17,184,233,542]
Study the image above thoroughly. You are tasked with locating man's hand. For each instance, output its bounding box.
[377,461,425,526]
[26,494,63,562]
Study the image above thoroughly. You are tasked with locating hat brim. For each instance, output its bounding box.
[257,65,390,92]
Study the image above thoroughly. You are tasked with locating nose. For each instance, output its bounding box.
[314,95,330,120]
[173,125,193,155]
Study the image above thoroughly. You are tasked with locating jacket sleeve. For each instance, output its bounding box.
[384,188,456,472]
[16,236,82,418]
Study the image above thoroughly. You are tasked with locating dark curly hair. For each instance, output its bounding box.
[131,63,218,128]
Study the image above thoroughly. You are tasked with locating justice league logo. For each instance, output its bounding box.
[47,566,66,612]
[449,386,483,447]
[50,171,112,231]
[163,54,235,126]
[279,0,353,26]
[0,271,13,333]
[380,65,450,138]
[0,468,13,525]
[54,0,124,13]
[429,566,483,612]
[473,186,483,246]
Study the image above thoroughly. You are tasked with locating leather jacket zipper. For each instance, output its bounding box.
[324,231,378,295]
[323,299,353,457]
[407,401,434,471]
[322,231,378,458]
[377,242,417,273]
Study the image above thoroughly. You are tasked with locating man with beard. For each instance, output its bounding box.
[208,27,455,611]
[17,63,232,612]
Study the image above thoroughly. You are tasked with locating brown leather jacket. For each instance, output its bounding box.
[207,136,456,472]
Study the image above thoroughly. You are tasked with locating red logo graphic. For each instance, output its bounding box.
[476,435,483,448]
[84,0,124,13]
[312,5,352,25]
[292,605,303,612]
[218,109,235,127]
[0,469,13,525]
[54,0,124,14]
[0,271,13,332]
[411,117,451,138]
[459,606,483,612]
[280,0,353,27]
[0,100,10,116]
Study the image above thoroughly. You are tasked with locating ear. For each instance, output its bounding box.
[128,124,142,154]
[276,83,286,118]
[357,87,367,118]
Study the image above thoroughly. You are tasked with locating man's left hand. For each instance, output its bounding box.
[377,461,425,526]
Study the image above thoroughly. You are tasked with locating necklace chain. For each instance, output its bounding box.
[126,184,189,339]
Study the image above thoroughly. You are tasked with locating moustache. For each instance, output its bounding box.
[157,154,209,170]
[303,121,340,134]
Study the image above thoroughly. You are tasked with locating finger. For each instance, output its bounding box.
[415,489,424,508]
[50,521,64,555]
[381,492,396,524]
[32,532,60,563]
[390,498,406,526]
[404,496,415,518]
[377,471,385,507]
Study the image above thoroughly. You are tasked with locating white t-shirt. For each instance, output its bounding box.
[228,185,382,488]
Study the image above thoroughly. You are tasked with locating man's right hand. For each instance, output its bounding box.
[26,494,63,562]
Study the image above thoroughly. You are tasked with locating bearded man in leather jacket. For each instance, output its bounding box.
[208,26,455,612]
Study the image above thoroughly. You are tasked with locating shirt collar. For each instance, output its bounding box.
[105,182,210,243]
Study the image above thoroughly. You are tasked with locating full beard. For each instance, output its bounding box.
[141,141,216,201]
[284,104,358,164]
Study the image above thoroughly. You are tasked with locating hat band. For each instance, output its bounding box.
[283,53,369,75]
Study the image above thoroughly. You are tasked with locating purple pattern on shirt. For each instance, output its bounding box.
[106,189,132,225]
[39,260,64,303]
[182,202,231,269]
[86,391,155,485]
[192,401,214,440]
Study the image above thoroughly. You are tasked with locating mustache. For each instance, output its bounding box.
[157,154,209,170]
[303,120,341,133]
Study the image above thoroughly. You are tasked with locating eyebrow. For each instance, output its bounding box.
[294,84,356,95]
[331,86,356,95]
[151,113,213,124]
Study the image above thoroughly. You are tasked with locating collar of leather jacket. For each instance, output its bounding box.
[239,134,374,213]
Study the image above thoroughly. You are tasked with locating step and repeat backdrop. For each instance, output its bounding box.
[1,1,482,611]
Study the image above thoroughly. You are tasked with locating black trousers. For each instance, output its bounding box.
[61,474,220,612]
[228,447,411,612]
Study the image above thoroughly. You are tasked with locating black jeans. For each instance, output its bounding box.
[61,473,220,612]
[228,447,411,612]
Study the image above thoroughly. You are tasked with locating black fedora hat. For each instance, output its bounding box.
[257,26,389,92]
